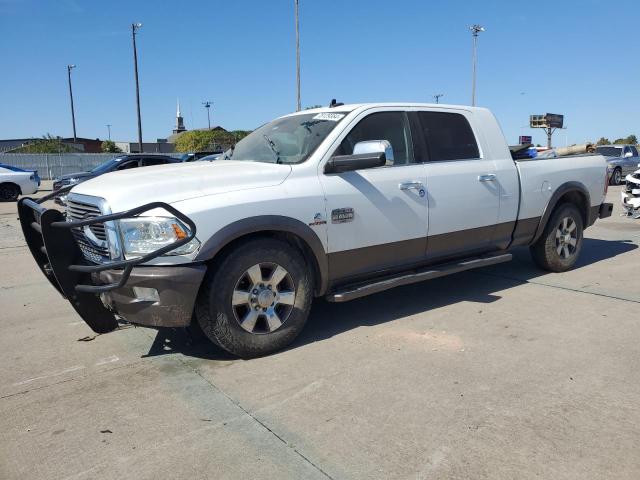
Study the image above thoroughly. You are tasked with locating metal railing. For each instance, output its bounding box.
[0,153,184,180]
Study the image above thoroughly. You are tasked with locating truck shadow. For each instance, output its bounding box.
[144,237,636,360]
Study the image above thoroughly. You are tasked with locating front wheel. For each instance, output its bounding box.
[0,183,20,202]
[195,238,313,358]
[530,203,584,272]
[610,168,623,186]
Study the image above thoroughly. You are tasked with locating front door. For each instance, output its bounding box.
[413,110,501,261]
[319,110,428,283]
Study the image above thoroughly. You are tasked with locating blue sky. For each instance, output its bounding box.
[1,0,638,146]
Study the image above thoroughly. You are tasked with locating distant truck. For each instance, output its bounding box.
[595,144,640,185]
[20,103,612,357]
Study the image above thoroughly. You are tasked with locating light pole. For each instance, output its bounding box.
[470,24,485,106]
[67,64,77,144]
[131,22,143,153]
[294,0,301,111]
[202,101,212,129]
[433,93,444,104]
[106,124,112,141]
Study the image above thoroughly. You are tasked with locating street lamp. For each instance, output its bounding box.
[106,124,112,141]
[294,0,301,111]
[131,22,143,153]
[433,93,444,104]
[202,101,212,130]
[67,64,77,144]
[469,24,485,107]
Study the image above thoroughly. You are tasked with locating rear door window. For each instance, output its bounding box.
[416,112,480,161]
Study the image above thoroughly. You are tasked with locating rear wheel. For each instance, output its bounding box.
[196,238,313,358]
[610,168,623,186]
[530,203,584,272]
[0,183,20,202]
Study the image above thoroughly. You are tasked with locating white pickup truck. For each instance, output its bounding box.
[19,103,612,357]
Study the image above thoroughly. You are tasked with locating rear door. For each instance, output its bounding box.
[320,109,428,282]
[414,110,501,261]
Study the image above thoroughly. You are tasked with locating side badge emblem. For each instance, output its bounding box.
[419,189,426,198]
[331,208,354,224]
[308,213,327,227]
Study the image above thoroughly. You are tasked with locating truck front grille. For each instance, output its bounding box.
[66,197,111,263]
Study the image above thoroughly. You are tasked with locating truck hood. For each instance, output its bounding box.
[71,160,292,211]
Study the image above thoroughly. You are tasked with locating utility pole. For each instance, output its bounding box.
[470,24,485,106]
[67,64,77,144]
[294,0,301,111]
[106,124,112,141]
[433,94,444,104]
[202,101,212,130]
[131,22,143,153]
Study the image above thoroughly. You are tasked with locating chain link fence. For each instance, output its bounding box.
[0,153,184,180]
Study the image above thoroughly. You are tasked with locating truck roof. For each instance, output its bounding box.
[286,102,485,116]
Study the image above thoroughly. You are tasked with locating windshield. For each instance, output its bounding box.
[596,146,622,157]
[222,112,347,164]
[91,156,125,173]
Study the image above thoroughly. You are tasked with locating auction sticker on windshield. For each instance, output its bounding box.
[313,113,345,121]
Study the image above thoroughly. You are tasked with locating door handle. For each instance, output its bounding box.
[399,181,424,191]
[478,174,497,182]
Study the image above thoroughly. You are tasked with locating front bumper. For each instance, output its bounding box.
[17,188,199,333]
[96,265,206,328]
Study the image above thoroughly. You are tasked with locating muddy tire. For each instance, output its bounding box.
[530,203,584,272]
[0,183,20,202]
[195,238,313,358]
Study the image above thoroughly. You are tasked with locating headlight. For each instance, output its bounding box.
[59,177,80,186]
[118,216,200,259]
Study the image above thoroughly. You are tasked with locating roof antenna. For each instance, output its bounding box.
[329,99,344,108]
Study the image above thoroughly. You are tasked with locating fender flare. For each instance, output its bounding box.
[531,181,591,244]
[194,215,329,296]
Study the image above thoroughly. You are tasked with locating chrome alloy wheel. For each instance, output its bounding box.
[231,263,296,334]
[555,217,578,259]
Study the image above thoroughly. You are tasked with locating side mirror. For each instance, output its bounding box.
[624,151,633,158]
[324,140,392,174]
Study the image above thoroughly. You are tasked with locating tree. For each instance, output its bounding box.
[231,130,252,141]
[596,137,610,145]
[101,140,122,153]
[12,134,78,153]
[613,138,626,144]
[174,129,239,152]
[626,134,637,145]
[305,105,323,110]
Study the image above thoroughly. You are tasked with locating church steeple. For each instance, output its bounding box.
[173,99,186,134]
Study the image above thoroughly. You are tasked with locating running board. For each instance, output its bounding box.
[326,253,512,303]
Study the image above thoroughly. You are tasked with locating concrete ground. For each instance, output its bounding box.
[1,182,639,480]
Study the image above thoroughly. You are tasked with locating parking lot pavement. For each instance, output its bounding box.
[1,186,639,479]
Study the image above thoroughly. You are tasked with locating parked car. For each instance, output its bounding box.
[52,154,180,204]
[595,144,639,185]
[621,164,640,217]
[197,153,222,162]
[180,151,223,162]
[19,103,612,358]
[0,164,40,201]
